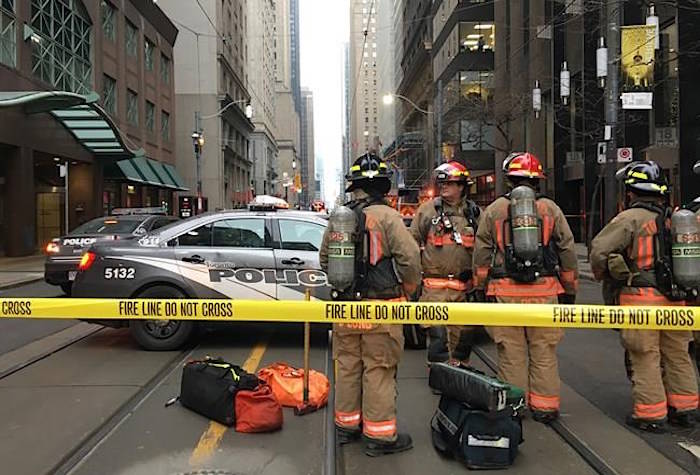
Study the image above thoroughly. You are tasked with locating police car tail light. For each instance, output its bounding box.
[45,241,60,254]
[78,252,96,271]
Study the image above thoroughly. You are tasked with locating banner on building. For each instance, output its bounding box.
[621,25,656,109]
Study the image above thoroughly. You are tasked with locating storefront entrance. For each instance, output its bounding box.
[36,191,63,249]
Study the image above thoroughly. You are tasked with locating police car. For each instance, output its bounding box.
[44,208,179,295]
[72,208,329,350]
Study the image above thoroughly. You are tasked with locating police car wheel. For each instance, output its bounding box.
[129,285,195,351]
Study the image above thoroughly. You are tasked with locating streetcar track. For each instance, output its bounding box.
[472,346,620,475]
[51,345,196,475]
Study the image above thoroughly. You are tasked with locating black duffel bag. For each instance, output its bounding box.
[431,395,523,470]
[429,362,525,412]
[178,357,259,426]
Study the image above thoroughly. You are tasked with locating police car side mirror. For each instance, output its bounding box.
[167,239,177,247]
[134,227,147,236]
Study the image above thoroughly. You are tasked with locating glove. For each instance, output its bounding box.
[468,288,487,303]
[558,294,576,305]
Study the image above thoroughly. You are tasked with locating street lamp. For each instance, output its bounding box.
[382,93,432,115]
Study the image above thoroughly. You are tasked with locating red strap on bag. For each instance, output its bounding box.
[234,383,283,433]
[257,362,330,409]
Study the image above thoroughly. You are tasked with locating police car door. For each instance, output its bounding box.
[173,217,277,299]
[273,217,330,300]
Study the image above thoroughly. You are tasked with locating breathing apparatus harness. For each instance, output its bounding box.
[341,195,403,300]
[627,201,694,301]
[494,192,560,284]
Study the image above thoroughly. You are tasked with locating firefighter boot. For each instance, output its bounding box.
[337,427,362,445]
[364,433,414,457]
[532,410,559,425]
[427,326,449,364]
[668,408,696,428]
[625,415,667,434]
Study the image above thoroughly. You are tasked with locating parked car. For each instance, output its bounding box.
[45,208,179,295]
[72,208,328,350]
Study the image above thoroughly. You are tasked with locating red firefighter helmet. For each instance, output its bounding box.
[434,161,474,185]
[502,152,546,180]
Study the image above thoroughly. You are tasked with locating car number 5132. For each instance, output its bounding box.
[104,267,135,280]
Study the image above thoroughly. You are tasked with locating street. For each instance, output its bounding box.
[0,280,697,475]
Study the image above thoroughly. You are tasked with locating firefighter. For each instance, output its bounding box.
[320,153,421,457]
[410,161,481,365]
[472,152,578,424]
[590,160,698,432]
[690,161,700,369]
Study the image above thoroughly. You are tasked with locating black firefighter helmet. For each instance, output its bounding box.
[345,153,393,194]
[616,160,670,196]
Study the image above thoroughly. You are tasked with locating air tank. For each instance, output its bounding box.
[327,205,357,293]
[671,209,700,288]
[510,185,540,264]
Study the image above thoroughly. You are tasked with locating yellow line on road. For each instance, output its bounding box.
[188,340,268,466]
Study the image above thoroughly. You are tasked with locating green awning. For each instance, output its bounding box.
[148,160,178,189]
[111,158,189,191]
[162,163,189,190]
[116,159,145,184]
[130,156,162,186]
[0,91,144,158]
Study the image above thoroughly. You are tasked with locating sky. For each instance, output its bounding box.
[299,0,349,207]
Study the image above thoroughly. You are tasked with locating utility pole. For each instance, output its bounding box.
[436,79,443,165]
[193,111,203,214]
[59,161,69,232]
[603,0,620,224]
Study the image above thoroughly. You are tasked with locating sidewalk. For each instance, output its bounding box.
[0,255,45,289]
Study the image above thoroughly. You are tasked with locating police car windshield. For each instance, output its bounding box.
[70,217,143,235]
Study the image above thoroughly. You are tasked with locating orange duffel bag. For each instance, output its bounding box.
[257,362,330,409]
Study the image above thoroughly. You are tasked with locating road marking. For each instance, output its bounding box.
[188,341,268,466]
[679,442,700,460]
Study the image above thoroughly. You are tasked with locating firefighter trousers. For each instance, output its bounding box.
[621,329,698,421]
[333,324,404,441]
[488,325,564,413]
[421,286,474,364]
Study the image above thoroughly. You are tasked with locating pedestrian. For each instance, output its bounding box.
[320,152,421,456]
[590,160,698,433]
[410,161,481,366]
[472,152,578,424]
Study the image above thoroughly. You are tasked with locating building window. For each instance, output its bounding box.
[160,53,171,84]
[144,38,155,71]
[459,22,495,52]
[126,20,138,57]
[30,0,91,93]
[161,110,170,141]
[0,0,16,68]
[101,1,115,42]
[102,74,116,116]
[145,100,155,132]
[126,89,138,126]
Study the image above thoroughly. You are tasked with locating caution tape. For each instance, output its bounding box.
[0,298,699,331]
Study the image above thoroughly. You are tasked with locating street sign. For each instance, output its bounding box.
[655,127,678,147]
[617,147,633,162]
[597,142,607,164]
[621,92,653,110]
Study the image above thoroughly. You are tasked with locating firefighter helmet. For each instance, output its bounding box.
[616,160,669,196]
[345,153,392,192]
[502,152,546,180]
[434,161,474,185]
[694,160,699,175]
